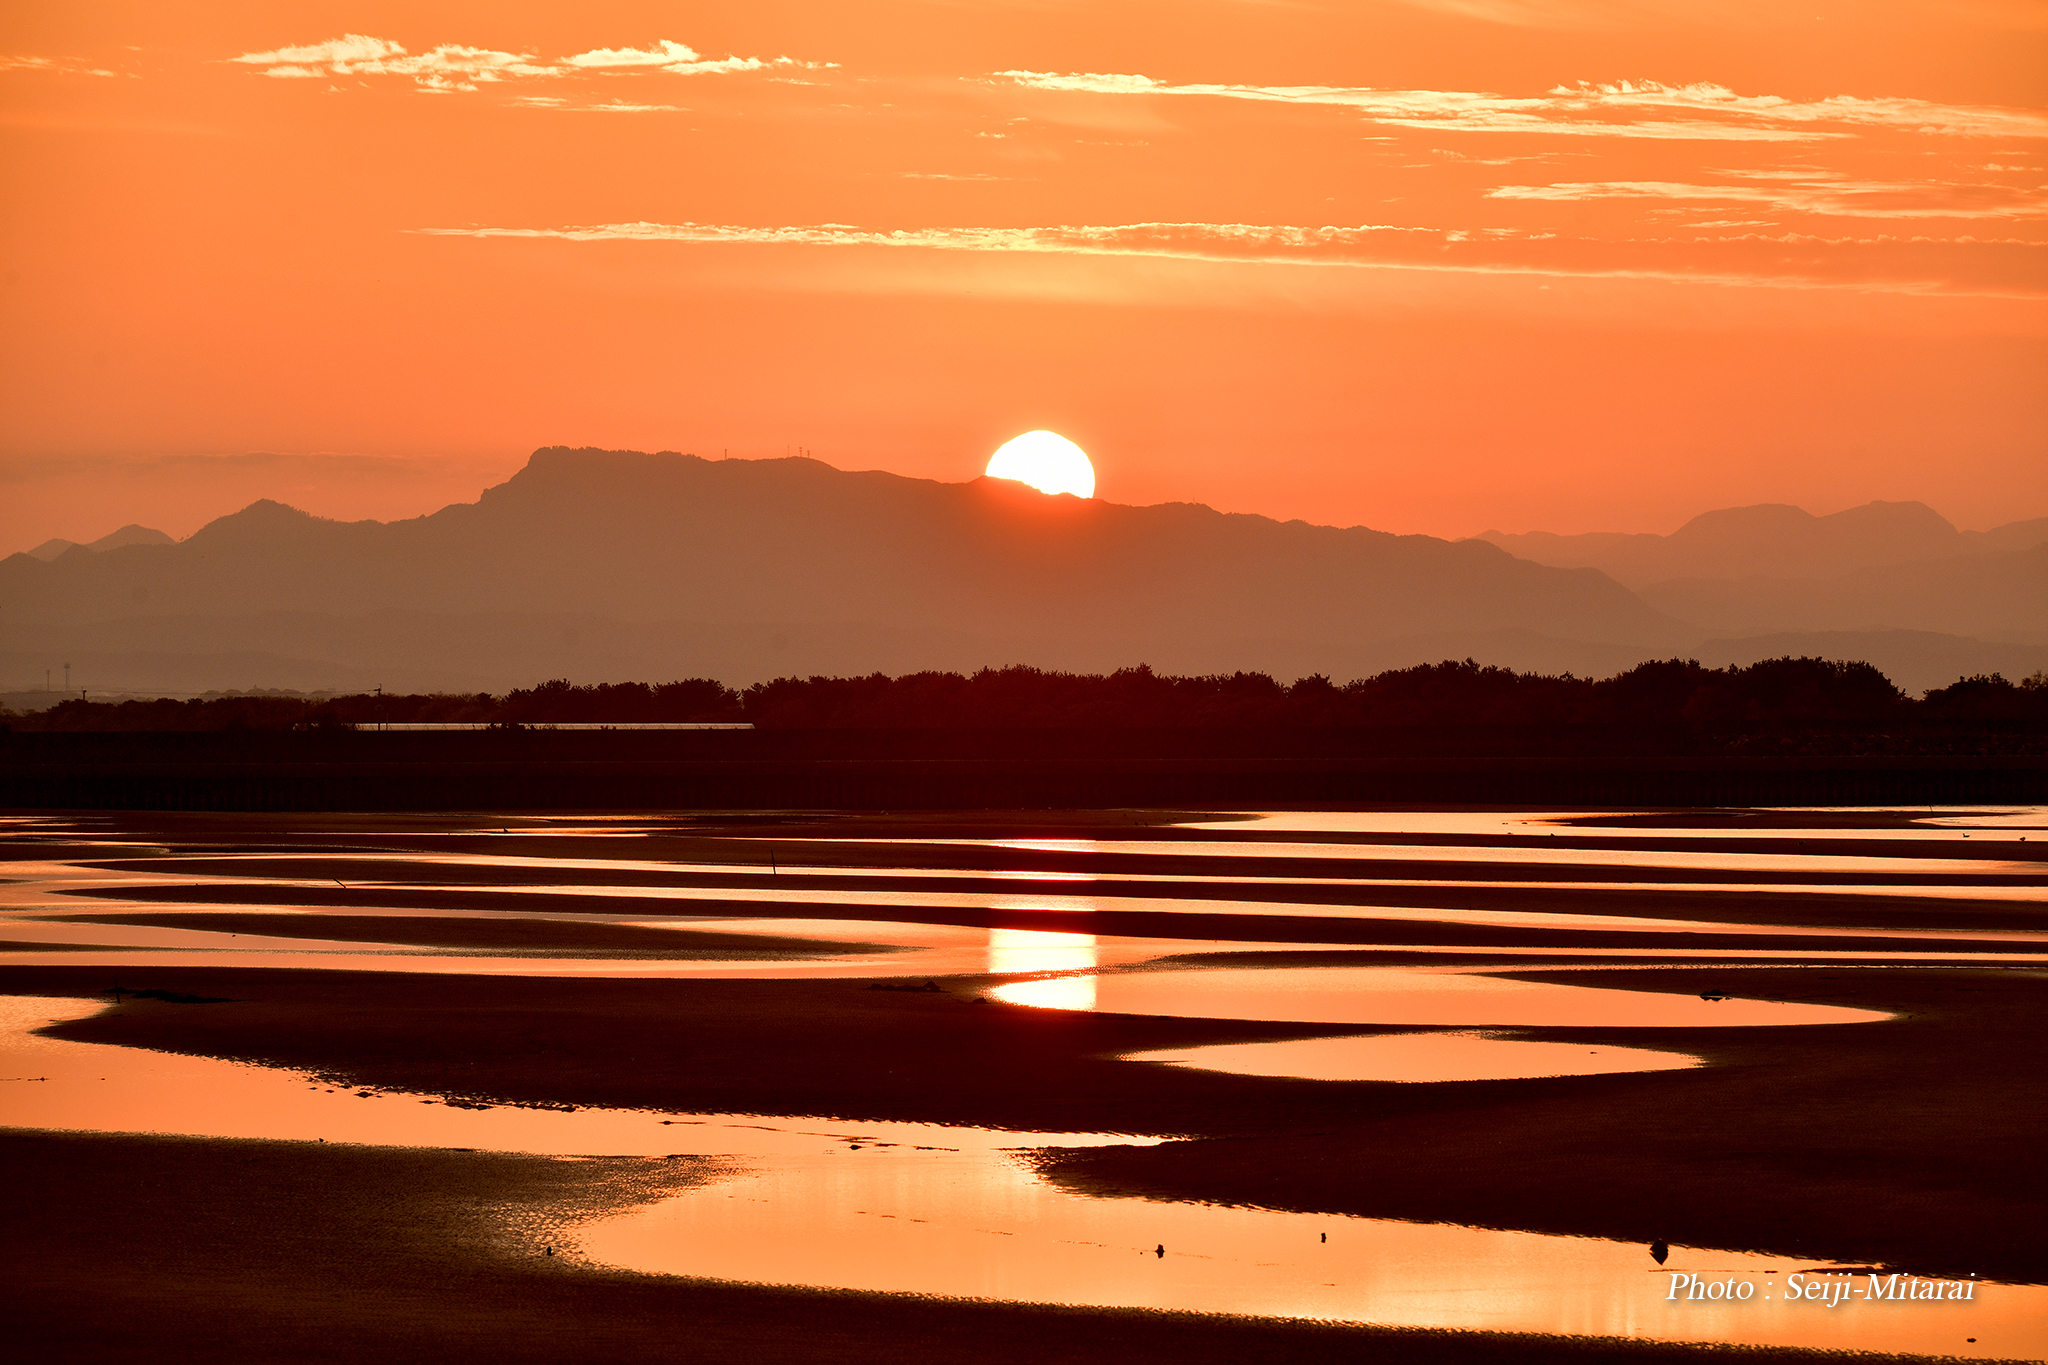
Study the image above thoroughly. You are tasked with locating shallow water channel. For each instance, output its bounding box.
[1,994,2038,1359]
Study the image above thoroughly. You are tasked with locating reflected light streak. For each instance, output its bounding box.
[987,927,1098,1009]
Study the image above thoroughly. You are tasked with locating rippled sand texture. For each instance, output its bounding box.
[1,805,2044,1361]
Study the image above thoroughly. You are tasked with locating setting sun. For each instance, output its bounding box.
[985,431,1096,499]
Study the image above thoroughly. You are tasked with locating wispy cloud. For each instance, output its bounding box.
[230,35,407,67]
[513,95,686,113]
[2,54,119,78]
[1384,0,2048,31]
[228,35,826,92]
[993,72,2048,142]
[408,218,2047,300]
[1488,173,2048,219]
[229,35,552,91]
[560,41,708,69]
[413,220,1449,265]
[558,40,822,76]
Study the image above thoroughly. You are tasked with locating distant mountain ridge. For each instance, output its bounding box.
[1473,501,2047,674]
[4,450,1675,639]
[2,453,2041,697]
[1642,546,2048,641]
[25,524,175,563]
[0,448,1683,690]
[1475,501,2048,589]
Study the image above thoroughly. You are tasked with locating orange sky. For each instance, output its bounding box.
[3,0,2044,553]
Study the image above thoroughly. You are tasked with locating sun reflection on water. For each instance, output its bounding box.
[987,927,1098,1009]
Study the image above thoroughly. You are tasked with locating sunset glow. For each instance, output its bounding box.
[986,431,1096,499]
[0,2,2042,551]
[4,7,2043,1355]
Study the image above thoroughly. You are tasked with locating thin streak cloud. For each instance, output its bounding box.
[513,96,687,113]
[993,72,2048,142]
[407,219,2047,299]
[1489,176,2048,219]
[412,220,1446,264]
[1,54,120,78]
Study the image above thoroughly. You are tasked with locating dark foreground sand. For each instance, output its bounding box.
[4,1130,1995,1365]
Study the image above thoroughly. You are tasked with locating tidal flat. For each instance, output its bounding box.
[1,807,2043,1362]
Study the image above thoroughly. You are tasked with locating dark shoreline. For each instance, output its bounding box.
[2,727,2042,809]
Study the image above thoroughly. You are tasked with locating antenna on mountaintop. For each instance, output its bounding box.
[63,662,71,691]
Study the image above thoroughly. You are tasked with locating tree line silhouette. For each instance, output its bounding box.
[5,658,2045,732]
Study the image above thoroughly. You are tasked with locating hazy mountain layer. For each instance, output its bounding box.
[1476,502,2048,590]
[1640,545,2048,641]
[25,524,176,563]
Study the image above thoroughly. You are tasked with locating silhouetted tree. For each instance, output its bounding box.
[1921,673,2048,721]
[7,657,2038,739]
[1683,657,1903,727]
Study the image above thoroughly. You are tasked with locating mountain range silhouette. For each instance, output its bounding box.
[3,448,2043,698]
